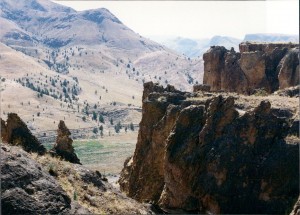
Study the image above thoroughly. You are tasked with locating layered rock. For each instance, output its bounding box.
[0,113,46,155]
[119,82,299,214]
[202,42,299,94]
[50,120,81,164]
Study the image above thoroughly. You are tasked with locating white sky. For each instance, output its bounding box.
[54,0,299,40]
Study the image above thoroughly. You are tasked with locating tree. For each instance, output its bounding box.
[130,122,134,131]
[92,111,97,121]
[93,127,98,134]
[110,118,113,125]
[82,116,86,122]
[114,121,122,133]
[99,114,104,123]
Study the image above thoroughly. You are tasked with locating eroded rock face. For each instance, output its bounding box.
[119,82,299,214]
[50,120,81,164]
[1,145,71,214]
[278,48,300,89]
[203,42,299,94]
[0,113,46,155]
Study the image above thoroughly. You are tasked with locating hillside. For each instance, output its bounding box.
[0,0,203,134]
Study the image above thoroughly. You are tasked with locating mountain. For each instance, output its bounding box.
[243,33,299,43]
[0,0,203,133]
[152,33,299,59]
[151,35,242,58]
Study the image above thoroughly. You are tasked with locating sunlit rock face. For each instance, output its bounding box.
[203,42,299,94]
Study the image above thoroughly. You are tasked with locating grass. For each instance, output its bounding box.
[43,139,136,174]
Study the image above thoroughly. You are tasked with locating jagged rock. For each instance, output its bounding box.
[50,120,81,164]
[0,113,46,155]
[203,42,299,94]
[1,144,71,214]
[119,83,299,214]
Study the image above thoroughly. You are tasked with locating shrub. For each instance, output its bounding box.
[92,127,98,134]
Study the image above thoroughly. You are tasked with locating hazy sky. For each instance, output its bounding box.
[54,0,299,39]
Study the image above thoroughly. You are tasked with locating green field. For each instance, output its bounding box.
[44,139,136,174]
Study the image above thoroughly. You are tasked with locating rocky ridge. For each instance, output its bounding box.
[1,113,153,214]
[203,42,299,94]
[119,82,299,214]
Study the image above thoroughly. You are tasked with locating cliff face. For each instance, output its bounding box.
[203,42,299,94]
[119,82,299,214]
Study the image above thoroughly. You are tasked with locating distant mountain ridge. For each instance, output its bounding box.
[152,33,299,58]
[244,33,299,43]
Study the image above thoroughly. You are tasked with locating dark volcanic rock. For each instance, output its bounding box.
[119,83,299,214]
[203,42,299,94]
[1,144,71,214]
[50,120,81,164]
[0,113,46,155]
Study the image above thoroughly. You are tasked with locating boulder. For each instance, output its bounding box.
[1,145,71,214]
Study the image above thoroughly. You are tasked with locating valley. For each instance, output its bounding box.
[0,0,299,214]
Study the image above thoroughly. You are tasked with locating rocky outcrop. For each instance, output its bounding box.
[0,113,46,155]
[278,48,300,89]
[119,82,299,214]
[1,142,154,215]
[203,42,299,94]
[50,120,81,164]
[1,144,72,214]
